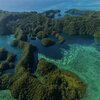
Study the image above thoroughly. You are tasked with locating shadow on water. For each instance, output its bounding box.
[0,35,22,62]
[28,34,95,59]
[37,35,100,100]
[32,50,38,73]
[28,37,69,59]
[0,35,22,74]
[93,38,100,51]
[0,34,99,74]
[0,33,100,100]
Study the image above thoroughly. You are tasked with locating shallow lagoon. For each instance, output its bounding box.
[29,35,97,59]
[0,34,100,100]
[0,35,22,74]
[30,34,100,100]
[39,38,100,100]
[0,90,16,100]
[0,35,21,62]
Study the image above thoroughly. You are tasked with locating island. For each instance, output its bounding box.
[0,8,100,100]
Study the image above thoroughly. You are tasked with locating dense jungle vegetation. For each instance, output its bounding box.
[0,9,100,100]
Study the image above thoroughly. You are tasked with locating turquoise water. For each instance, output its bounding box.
[29,35,95,59]
[0,35,22,74]
[0,34,100,100]
[0,90,16,100]
[0,35,21,63]
[38,39,100,100]
[0,35,21,99]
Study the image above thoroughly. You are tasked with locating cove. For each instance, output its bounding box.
[0,35,21,63]
[0,34,100,100]
[0,35,21,100]
[38,38,100,100]
[28,35,97,59]
[0,34,22,74]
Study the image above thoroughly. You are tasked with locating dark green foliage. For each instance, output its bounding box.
[15,28,27,41]
[6,53,16,63]
[57,35,65,44]
[0,14,12,35]
[54,33,65,44]
[0,48,16,74]
[11,40,27,49]
[41,38,55,47]
[34,25,43,34]
[16,42,38,73]
[29,34,36,40]
[0,53,86,100]
[62,16,100,36]
[0,73,13,89]
[0,71,2,76]
[0,48,16,62]
[9,62,15,69]
[11,40,19,47]
[0,61,15,74]
[0,61,9,71]
[0,48,8,61]
[0,9,96,100]
[94,27,100,38]
[10,72,41,100]
[37,31,47,39]
[0,9,100,38]
[36,58,57,76]
[35,59,86,100]
[66,9,100,17]
[1,59,85,100]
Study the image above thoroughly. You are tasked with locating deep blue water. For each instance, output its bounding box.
[0,35,21,64]
[28,34,100,59]
[55,12,82,18]
[0,35,22,74]
[0,0,100,99]
[65,13,82,17]
[0,34,100,100]
[38,36,100,100]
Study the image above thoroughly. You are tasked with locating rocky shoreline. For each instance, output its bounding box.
[1,8,100,100]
